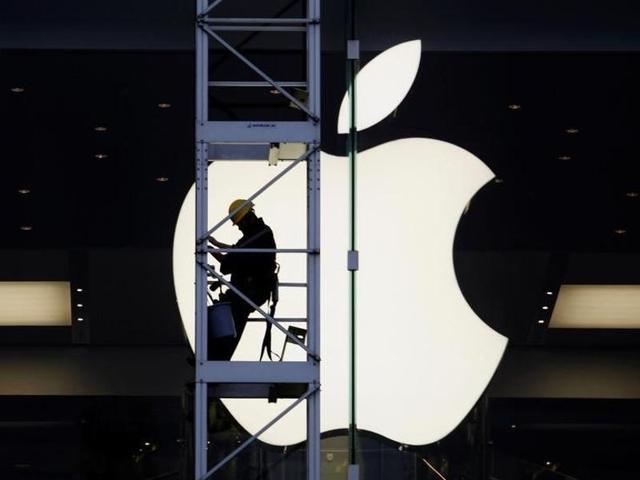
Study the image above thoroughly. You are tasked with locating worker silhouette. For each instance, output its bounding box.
[208,199,277,360]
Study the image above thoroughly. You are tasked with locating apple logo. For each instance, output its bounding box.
[173,40,507,446]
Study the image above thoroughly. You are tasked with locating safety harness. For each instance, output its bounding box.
[260,263,279,361]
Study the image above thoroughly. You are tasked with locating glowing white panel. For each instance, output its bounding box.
[0,281,71,326]
[337,40,422,134]
[172,138,507,446]
[550,284,640,329]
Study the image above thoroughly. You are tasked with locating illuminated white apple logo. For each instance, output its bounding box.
[173,40,507,446]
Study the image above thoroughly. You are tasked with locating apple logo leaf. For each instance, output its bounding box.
[337,40,422,134]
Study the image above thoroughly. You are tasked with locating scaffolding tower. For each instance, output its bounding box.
[194,1,321,479]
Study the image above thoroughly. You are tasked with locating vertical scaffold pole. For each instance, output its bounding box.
[346,0,360,478]
[306,1,322,478]
[194,0,209,477]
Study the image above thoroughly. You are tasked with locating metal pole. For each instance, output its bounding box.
[206,248,313,254]
[306,1,321,479]
[194,1,209,478]
[346,0,360,476]
[194,141,210,479]
[209,26,307,32]
[203,17,315,24]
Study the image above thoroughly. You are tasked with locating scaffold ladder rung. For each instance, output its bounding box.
[209,81,307,88]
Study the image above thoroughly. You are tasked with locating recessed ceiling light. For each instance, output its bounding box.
[10,87,25,93]
[94,126,108,132]
[77,303,83,308]
[565,128,579,134]
[155,176,169,182]
[158,102,172,108]
[545,461,552,466]
[507,104,521,111]
[614,229,627,235]
[546,291,553,295]
[76,288,83,293]
[19,225,32,231]
[538,319,545,324]
[17,188,31,195]
[77,317,84,322]
[558,155,572,161]
[94,153,108,159]
[144,442,150,446]
[542,306,549,310]
[625,192,639,198]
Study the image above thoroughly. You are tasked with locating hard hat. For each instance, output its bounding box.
[228,199,254,224]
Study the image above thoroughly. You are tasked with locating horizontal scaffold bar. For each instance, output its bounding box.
[208,383,308,399]
[197,361,317,383]
[247,317,307,322]
[209,81,306,88]
[209,25,306,32]
[200,17,317,25]
[198,121,318,143]
[205,248,315,254]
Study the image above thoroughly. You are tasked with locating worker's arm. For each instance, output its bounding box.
[209,236,239,274]
[208,236,232,249]
[210,250,224,262]
[207,237,227,263]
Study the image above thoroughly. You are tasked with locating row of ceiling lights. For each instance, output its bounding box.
[507,105,579,176]
[508,104,637,236]
[537,290,554,325]
[10,88,638,235]
[92,103,172,183]
[508,104,579,133]
[76,286,85,323]
[11,86,30,234]
[11,87,173,231]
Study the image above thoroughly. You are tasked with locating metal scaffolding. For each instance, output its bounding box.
[194,1,321,479]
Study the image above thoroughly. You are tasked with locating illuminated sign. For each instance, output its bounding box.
[173,41,507,446]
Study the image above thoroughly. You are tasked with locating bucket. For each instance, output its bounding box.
[208,302,236,339]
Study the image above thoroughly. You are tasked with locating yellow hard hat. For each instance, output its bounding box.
[228,199,254,224]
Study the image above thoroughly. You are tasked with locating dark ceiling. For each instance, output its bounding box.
[2,0,640,51]
[0,50,194,249]
[2,49,640,253]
